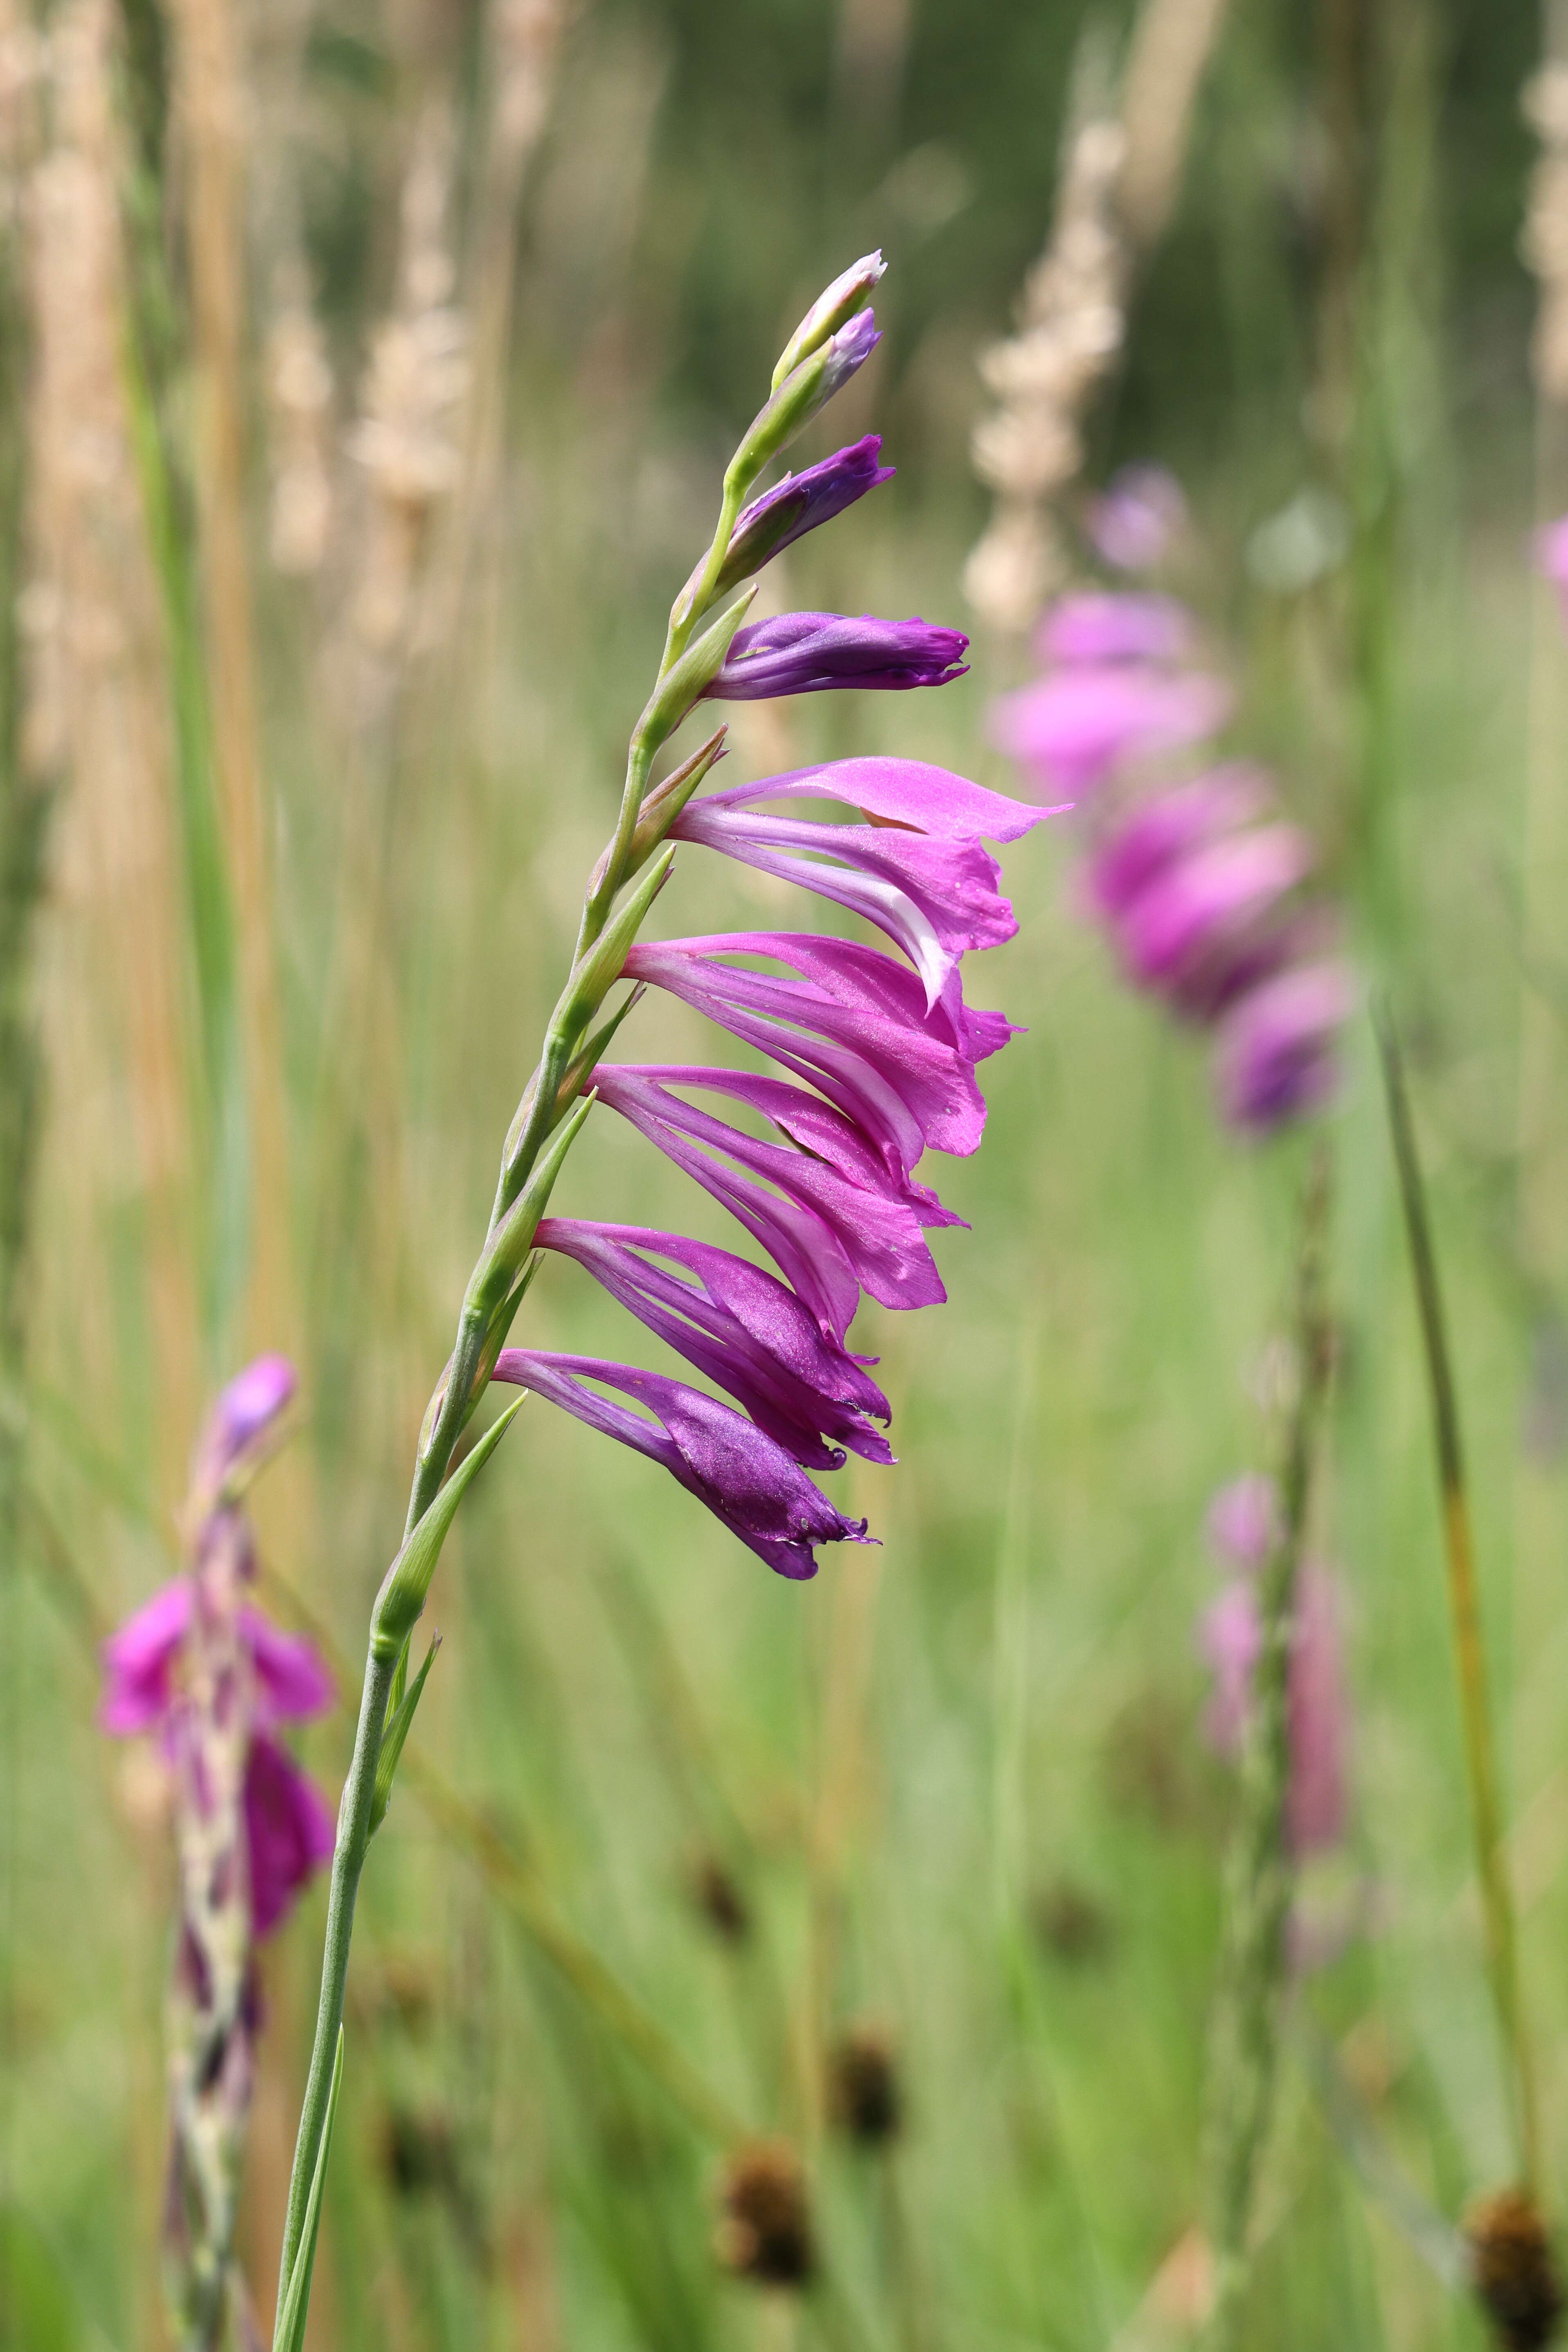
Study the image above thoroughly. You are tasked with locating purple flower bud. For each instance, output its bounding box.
[705,611,969,700]
[711,438,895,598]
[1214,960,1355,1134]
[1086,464,1187,572]
[493,1349,874,1580]
[773,252,886,390]
[196,1352,297,1493]
[1037,593,1192,669]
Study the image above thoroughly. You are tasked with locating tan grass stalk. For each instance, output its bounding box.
[25,0,201,1501]
[167,0,299,1379]
[966,0,1231,633]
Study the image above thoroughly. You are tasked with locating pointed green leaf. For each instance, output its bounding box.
[273,2027,343,2352]
[369,1632,441,1838]
[371,1394,526,1660]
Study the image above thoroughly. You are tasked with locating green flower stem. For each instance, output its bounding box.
[274,1640,397,2314]
[1375,1005,1541,2192]
[1205,1149,1333,2350]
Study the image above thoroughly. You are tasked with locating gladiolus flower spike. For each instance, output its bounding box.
[102,1359,334,2341]
[273,255,1052,2351]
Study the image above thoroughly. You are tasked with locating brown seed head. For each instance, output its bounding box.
[1467,2188,1563,2351]
[829,2022,903,2146]
[715,2139,814,2287]
[690,1854,750,1944]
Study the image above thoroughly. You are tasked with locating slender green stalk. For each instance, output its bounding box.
[272,279,879,2343]
[1204,1149,1333,2350]
[1374,1005,1541,2192]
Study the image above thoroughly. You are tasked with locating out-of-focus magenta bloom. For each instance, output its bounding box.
[1200,1561,1349,1857]
[193,1352,297,1496]
[707,611,969,699]
[1206,1472,1281,1573]
[243,1735,337,1936]
[1106,823,1315,1011]
[1038,592,1191,669]
[1086,464,1187,572]
[1536,513,1568,619]
[101,1577,333,1736]
[673,755,1049,1006]
[493,1349,872,1580]
[991,663,1230,799]
[101,1570,334,1937]
[992,475,1353,1140]
[534,1218,893,1469]
[711,437,895,598]
[1215,961,1355,1133]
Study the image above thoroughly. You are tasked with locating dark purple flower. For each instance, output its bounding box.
[1214,961,1355,1133]
[244,1732,337,1936]
[594,1064,946,1342]
[710,438,895,599]
[534,1217,893,1469]
[492,1349,873,1580]
[1086,464,1187,572]
[194,1352,297,1494]
[1037,593,1192,669]
[623,932,1006,1188]
[705,611,969,701]
[1200,1563,1348,1856]
[991,663,1230,798]
[672,754,1051,1005]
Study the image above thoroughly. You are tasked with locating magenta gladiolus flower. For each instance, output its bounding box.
[1214,960,1354,1132]
[492,1350,872,1580]
[1200,1563,1349,1856]
[1085,766,1271,919]
[1106,823,1314,1012]
[710,437,895,598]
[1085,464,1187,572]
[672,754,1051,1005]
[595,1064,946,1341]
[623,932,1002,1172]
[706,611,969,699]
[991,663,1230,798]
[534,1218,893,1469]
[1037,592,1192,669]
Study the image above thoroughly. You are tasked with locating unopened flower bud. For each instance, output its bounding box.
[772,251,885,391]
[1467,2189,1563,2350]
[715,2140,815,2287]
[728,313,882,499]
[828,2022,902,2145]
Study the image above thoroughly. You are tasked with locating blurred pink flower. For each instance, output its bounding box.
[1199,1560,1349,1857]
[1205,1472,1281,1573]
[1086,464,1187,572]
[990,663,1230,799]
[1536,513,1568,619]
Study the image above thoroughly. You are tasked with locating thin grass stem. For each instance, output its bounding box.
[1374,1002,1542,2193]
